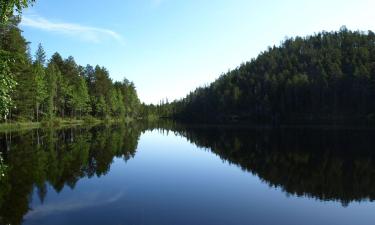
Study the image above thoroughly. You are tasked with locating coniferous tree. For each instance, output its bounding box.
[32,62,47,121]
[34,43,46,66]
[0,16,141,122]
[163,29,375,124]
[44,62,58,119]
[71,76,91,118]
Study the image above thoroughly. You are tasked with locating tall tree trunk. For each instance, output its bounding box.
[37,129,40,146]
[36,103,39,122]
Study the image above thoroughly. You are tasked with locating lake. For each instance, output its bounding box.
[1,121,375,225]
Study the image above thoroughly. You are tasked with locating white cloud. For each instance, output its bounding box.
[21,15,125,45]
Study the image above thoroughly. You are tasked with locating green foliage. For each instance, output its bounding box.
[34,43,46,66]
[109,87,126,118]
[0,51,17,120]
[70,76,91,118]
[45,62,58,119]
[0,0,35,23]
[165,29,375,124]
[96,95,108,118]
[82,115,99,124]
[0,16,141,123]
[32,62,47,121]
[1,16,32,120]
[0,153,7,178]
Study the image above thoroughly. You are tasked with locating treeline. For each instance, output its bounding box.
[162,27,375,124]
[0,16,140,122]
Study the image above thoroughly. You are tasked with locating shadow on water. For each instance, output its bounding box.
[1,121,375,224]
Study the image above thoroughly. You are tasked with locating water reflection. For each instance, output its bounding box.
[158,123,375,206]
[0,125,141,225]
[1,122,375,224]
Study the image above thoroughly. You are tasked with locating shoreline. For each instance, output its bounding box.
[0,118,122,133]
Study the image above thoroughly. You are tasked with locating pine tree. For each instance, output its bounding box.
[70,76,91,118]
[96,95,108,119]
[34,43,46,66]
[32,62,47,121]
[45,62,58,119]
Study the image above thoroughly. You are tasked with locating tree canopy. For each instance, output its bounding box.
[0,0,34,22]
[160,28,375,124]
[0,15,141,122]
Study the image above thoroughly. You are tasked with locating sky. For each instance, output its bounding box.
[20,0,375,104]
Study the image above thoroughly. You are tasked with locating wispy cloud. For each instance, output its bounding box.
[21,15,125,45]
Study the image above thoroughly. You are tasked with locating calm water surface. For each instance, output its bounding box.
[1,122,375,225]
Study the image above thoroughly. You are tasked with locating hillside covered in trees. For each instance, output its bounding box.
[159,27,375,124]
[0,16,140,123]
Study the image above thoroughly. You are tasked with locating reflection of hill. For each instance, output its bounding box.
[0,125,142,225]
[157,123,375,206]
[1,122,375,224]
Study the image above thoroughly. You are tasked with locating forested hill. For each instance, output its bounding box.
[164,27,375,124]
[0,16,140,122]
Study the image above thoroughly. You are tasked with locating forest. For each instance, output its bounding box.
[0,15,141,125]
[157,28,375,124]
[2,1,375,126]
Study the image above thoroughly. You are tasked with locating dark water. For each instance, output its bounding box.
[1,121,375,225]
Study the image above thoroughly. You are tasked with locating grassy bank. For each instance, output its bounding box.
[0,122,41,132]
[0,120,86,133]
[0,117,120,133]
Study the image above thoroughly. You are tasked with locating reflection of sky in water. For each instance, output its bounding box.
[27,190,125,219]
[24,131,375,225]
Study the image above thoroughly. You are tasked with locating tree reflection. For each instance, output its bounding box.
[0,125,141,225]
[1,122,375,224]
[155,123,375,206]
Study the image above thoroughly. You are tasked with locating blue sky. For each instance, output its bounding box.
[21,0,375,104]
